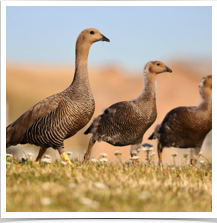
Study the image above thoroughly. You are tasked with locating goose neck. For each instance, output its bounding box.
[70,42,92,88]
[138,72,156,100]
[75,42,91,68]
[198,96,212,110]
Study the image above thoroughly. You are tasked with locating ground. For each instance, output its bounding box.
[6,156,212,212]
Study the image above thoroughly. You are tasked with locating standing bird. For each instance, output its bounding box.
[84,61,172,161]
[149,75,212,166]
[6,28,110,166]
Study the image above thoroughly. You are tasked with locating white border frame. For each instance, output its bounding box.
[1,1,216,219]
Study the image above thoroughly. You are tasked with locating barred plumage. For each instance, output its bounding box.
[149,75,212,166]
[84,61,172,160]
[6,28,110,165]
[23,97,94,148]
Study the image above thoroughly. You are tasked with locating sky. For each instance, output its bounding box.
[6,5,212,71]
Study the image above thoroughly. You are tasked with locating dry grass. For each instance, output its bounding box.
[6,156,212,212]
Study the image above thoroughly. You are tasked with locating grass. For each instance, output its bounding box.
[6,156,212,212]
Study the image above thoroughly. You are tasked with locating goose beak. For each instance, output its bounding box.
[101,34,110,42]
[165,66,172,73]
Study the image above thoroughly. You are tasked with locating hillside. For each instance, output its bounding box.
[6,60,212,163]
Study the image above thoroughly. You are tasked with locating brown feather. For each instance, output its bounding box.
[6,28,110,156]
[6,94,61,147]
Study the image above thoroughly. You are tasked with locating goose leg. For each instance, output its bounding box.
[157,143,163,167]
[57,146,75,167]
[84,136,96,161]
[130,143,141,157]
[34,147,47,164]
[190,147,200,166]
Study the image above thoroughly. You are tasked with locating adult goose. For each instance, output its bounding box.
[84,61,172,161]
[149,75,212,166]
[6,28,110,166]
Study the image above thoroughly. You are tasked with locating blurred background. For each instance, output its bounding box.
[6,6,212,164]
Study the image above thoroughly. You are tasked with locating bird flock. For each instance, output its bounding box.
[6,28,212,167]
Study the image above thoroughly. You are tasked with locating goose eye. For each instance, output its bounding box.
[90,31,94,35]
[157,63,160,66]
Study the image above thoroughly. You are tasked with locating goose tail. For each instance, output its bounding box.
[84,116,101,135]
[148,124,161,140]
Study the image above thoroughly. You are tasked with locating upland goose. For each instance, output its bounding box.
[149,75,212,166]
[6,28,110,166]
[84,61,172,160]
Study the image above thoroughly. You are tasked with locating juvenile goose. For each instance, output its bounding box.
[149,75,212,166]
[84,61,172,161]
[6,28,110,166]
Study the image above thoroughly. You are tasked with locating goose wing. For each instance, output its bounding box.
[85,101,138,135]
[6,93,63,147]
[102,101,136,125]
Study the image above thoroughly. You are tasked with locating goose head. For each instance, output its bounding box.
[76,28,110,46]
[75,28,110,66]
[143,61,172,82]
[146,61,172,75]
